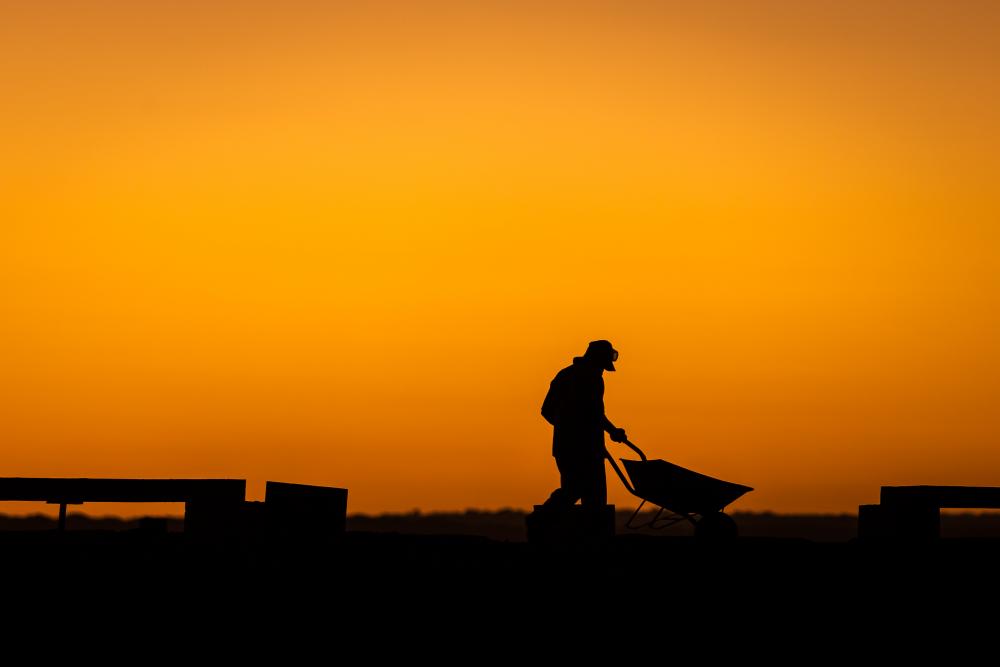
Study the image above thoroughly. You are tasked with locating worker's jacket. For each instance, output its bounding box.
[541,357,612,460]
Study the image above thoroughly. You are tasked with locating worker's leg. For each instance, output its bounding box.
[542,455,585,507]
[579,454,607,509]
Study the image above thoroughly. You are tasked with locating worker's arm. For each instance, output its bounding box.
[604,416,627,443]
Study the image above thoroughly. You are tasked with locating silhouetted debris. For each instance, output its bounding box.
[0,477,246,538]
[0,478,348,543]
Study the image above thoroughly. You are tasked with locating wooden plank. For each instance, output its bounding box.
[0,478,246,504]
[881,485,1000,509]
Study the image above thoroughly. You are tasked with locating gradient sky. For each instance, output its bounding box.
[3,0,999,516]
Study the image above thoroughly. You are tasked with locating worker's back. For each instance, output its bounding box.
[541,356,606,458]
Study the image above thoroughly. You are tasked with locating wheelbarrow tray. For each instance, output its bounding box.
[620,458,753,515]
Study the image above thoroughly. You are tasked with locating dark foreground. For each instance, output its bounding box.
[4,529,1000,633]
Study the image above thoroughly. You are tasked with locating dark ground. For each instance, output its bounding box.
[6,507,1000,539]
[3,510,998,651]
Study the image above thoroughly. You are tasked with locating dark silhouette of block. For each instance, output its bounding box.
[885,502,940,540]
[264,481,348,540]
[857,504,886,539]
[526,504,615,546]
[858,502,940,540]
[881,486,1000,509]
[185,499,246,540]
[859,486,1000,540]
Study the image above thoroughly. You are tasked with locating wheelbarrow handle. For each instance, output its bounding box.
[604,450,637,496]
[623,439,647,462]
[604,438,647,498]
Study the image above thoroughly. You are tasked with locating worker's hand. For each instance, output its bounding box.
[610,427,627,443]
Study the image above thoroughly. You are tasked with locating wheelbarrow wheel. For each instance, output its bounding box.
[694,512,738,540]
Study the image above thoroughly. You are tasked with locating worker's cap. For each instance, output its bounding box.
[584,340,618,372]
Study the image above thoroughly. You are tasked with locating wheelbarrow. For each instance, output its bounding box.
[606,440,753,538]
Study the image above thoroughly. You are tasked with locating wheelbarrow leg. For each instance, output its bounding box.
[625,500,648,530]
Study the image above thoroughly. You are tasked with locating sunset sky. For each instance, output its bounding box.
[3,0,999,516]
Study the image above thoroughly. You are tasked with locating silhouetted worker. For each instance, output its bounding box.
[541,340,627,509]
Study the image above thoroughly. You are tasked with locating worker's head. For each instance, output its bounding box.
[584,340,618,372]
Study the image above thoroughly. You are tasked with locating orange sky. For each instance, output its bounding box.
[2,0,999,516]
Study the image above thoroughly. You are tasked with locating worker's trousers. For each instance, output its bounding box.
[543,453,607,508]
